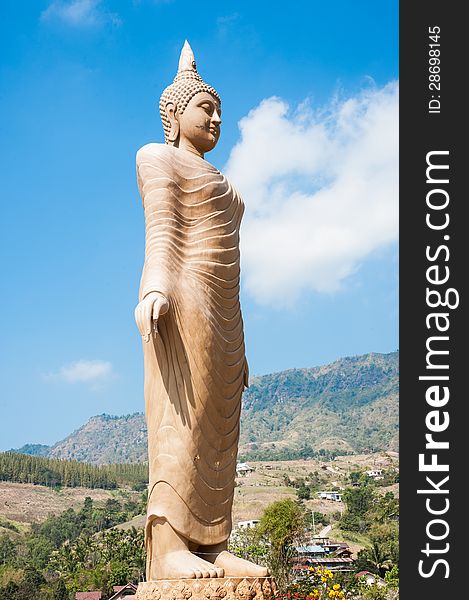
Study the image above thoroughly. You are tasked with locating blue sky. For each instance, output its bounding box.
[0,1,398,451]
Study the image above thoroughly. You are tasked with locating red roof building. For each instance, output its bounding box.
[109,583,138,599]
[75,593,102,600]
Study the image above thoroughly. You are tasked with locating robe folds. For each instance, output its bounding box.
[136,143,248,550]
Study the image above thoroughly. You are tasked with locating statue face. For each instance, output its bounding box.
[176,91,222,156]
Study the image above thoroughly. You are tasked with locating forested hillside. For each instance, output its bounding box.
[0,453,147,489]
[241,351,398,458]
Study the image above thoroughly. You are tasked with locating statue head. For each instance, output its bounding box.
[160,41,222,157]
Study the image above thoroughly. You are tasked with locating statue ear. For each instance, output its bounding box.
[165,102,179,143]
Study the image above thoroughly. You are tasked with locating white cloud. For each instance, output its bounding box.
[225,81,398,307]
[217,13,239,37]
[44,360,113,384]
[41,0,121,28]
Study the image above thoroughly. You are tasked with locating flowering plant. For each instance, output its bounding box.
[277,566,346,600]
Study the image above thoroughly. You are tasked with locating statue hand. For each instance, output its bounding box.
[135,292,169,343]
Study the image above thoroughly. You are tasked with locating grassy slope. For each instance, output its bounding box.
[0,481,141,526]
[0,452,399,558]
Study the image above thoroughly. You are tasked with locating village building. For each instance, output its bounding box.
[75,583,137,600]
[294,539,354,572]
[237,519,260,529]
[305,556,354,572]
[109,583,138,598]
[295,544,328,558]
[317,491,342,502]
[366,469,384,479]
[293,557,354,573]
[236,462,254,476]
[355,571,386,587]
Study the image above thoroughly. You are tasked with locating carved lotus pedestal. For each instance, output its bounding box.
[136,577,278,600]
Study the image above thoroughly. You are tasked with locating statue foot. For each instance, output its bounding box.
[154,550,224,580]
[214,551,270,578]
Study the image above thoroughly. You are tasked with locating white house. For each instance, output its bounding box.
[236,462,254,476]
[237,519,260,529]
[317,491,342,502]
[366,469,384,479]
[355,571,386,587]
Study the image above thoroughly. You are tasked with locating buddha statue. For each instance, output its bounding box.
[134,41,269,583]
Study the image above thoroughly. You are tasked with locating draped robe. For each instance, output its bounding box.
[136,143,248,554]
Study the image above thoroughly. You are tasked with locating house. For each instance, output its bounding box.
[295,545,328,555]
[294,545,328,562]
[355,571,386,587]
[299,539,351,556]
[109,583,138,598]
[366,469,384,479]
[293,533,355,572]
[237,519,260,529]
[335,547,353,558]
[294,540,353,570]
[309,537,330,545]
[293,557,354,573]
[304,557,354,571]
[321,540,350,554]
[317,491,342,502]
[236,463,254,476]
[75,583,138,600]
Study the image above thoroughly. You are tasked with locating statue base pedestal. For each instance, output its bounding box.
[136,576,277,600]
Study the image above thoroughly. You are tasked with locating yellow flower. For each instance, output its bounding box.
[333,584,341,590]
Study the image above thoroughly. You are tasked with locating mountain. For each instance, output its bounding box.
[241,351,398,458]
[12,443,50,457]
[47,413,147,464]
[36,351,399,464]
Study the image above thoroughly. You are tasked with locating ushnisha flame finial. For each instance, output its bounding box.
[173,40,202,84]
[159,40,220,143]
[177,40,197,74]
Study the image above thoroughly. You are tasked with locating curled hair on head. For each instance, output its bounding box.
[159,41,221,143]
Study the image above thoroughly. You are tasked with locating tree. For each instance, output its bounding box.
[355,541,394,578]
[229,527,267,565]
[296,485,310,500]
[384,565,399,589]
[0,534,17,566]
[305,511,329,533]
[341,486,375,532]
[49,527,145,591]
[26,535,54,570]
[5,568,47,600]
[374,492,399,523]
[0,581,20,599]
[109,562,131,588]
[342,486,374,516]
[258,499,306,589]
[53,579,69,600]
